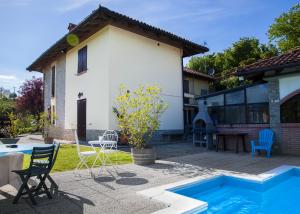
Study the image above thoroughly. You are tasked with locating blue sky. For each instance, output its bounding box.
[0,0,297,91]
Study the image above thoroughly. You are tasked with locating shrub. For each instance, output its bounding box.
[8,113,38,137]
[114,85,168,149]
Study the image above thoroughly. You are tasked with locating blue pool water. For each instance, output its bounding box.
[170,168,300,214]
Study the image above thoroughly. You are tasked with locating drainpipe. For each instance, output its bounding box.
[181,55,186,138]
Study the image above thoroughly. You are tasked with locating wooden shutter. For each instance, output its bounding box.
[78,49,82,73]
[82,46,87,71]
[78,46,87,74]
[51,66,55,97]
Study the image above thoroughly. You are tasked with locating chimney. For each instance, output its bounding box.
[68,23,77,32]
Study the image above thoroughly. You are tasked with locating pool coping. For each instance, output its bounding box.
[137,165,299,214]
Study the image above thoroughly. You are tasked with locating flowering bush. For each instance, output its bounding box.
[114,85,168,149]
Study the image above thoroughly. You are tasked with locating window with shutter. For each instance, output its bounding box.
[51,66,55,97]
[78,46,87,74]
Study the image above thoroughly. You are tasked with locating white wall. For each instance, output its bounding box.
[64,27,110,130]
[107,26,184,131]
[279,73,300,99]
[64,25,184,132]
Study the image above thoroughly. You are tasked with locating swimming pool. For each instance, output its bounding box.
[169,168,300,214]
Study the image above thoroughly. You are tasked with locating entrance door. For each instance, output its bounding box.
[77,99,86,141]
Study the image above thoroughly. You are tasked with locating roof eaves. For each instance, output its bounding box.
[27,6,208,72]
[236,61,300,76]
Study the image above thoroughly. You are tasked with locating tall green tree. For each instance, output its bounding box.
[268,4,300,52]
[188,37,278,90]
[0,97,15,118]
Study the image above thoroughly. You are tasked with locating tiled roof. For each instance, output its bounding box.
[27,6,208,72]
[237,47,300,76]
[183,67,214,80]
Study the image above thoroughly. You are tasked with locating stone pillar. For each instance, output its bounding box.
[267,78,282,154]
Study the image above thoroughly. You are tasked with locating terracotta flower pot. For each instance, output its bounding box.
[119,134,129,145]
[44,136,53,144]
[131,147,156,165]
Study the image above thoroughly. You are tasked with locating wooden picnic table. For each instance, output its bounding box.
[215,131,248,153]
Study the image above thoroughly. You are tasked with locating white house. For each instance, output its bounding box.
[27,6,208,141]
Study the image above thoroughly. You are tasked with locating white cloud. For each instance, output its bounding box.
[57,0,98,12]
[56,0,124,12]
[0,75,17,81]
[144,8,225,25]
[0,68,41,91]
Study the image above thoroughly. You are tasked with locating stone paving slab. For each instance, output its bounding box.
[1,143,300,214]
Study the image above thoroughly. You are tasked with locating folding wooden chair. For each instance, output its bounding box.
[12,145,55,205]
[34,142,60,188]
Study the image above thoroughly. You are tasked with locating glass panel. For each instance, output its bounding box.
[225,90,244,105]
[208,107,225,124]
[183,80,189,93]
[206,95,224,107]
[225,105,246,124]
[246,84,268,103]
[201,89,208,96]
[281,94,300,123]
[247,103,269,124]
[184,97,189,104]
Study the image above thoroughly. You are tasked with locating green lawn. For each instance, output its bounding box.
[23,144,133,172]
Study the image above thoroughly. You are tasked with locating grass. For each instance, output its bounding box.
[23,144,133,172]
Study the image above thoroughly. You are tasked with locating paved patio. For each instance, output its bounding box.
[1,143,300,214]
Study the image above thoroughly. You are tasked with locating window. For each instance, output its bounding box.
[281,94,300,123]
[225,90,244,105]
[183,80,189,93]
[247,103,269,123]
[246,84,268,103]
[51,66,55,97]
[206,94,224,107]
[51,105,56,125]
[208,106,225,124]
[78,46,87,74]
[201,89,208,96]
[47,106,51,121]
[206,83,269,124]
[184,97,189,104]
[225,105,246,124]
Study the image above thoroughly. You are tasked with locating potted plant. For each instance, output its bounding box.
[114,84,168,165]
[112,107,129,145]
[38,111,54,144]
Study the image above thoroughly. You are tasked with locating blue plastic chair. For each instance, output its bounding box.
[251,129,274,158]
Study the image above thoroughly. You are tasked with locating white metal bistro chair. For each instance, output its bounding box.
[89,130,119,175]
[74,130,97,176]
[100,130,118,165]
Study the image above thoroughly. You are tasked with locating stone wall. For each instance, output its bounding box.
[267,78,282,153]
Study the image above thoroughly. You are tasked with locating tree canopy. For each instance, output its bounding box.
[16,77,43,116]
[187,4,299,91]
[0,97,15,118]
[268,4,300,52]
[188,37,278,90]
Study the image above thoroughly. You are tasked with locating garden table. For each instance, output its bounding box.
[88,140,118,174]
[0,143,49,188]
[215,131,248,153]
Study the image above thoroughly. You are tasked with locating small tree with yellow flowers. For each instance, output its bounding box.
[114,85,168,149]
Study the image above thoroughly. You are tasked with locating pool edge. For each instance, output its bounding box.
[137,165,299,214]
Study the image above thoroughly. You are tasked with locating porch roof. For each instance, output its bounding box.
[236,47,300,77]
[183,67,215,81]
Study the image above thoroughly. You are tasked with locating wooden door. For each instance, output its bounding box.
[77,99,86,141]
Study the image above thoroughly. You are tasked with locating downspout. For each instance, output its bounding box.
[181,51,186,138]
